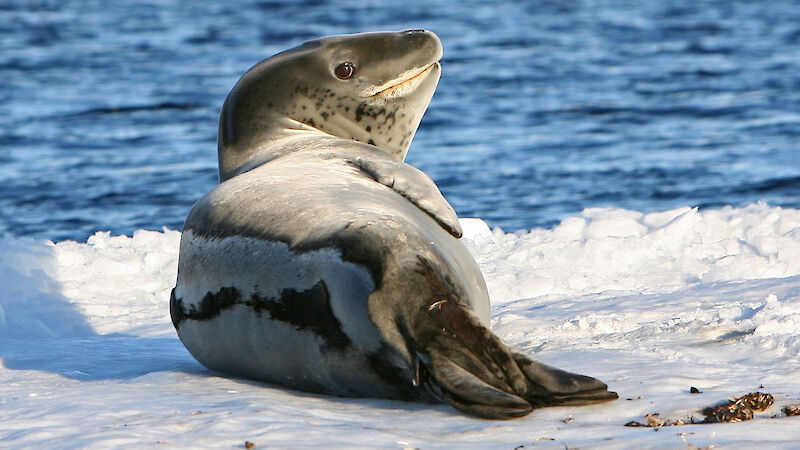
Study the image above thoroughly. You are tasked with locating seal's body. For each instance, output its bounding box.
[172,30,617,419]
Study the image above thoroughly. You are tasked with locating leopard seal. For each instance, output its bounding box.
[170,30,617,419]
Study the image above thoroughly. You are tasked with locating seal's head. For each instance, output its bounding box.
[218,30,443,181]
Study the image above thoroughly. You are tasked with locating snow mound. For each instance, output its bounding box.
[461,203,800,302]
[0,229,180,338]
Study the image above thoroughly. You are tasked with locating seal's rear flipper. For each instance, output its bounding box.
[423,353,533,418]
[413,298,617,419]
[511,352,619,407]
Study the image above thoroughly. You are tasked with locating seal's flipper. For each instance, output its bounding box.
[510,352,618,407]
[425,354,533,418]
[413,298,618,419]
[348,156,462,238]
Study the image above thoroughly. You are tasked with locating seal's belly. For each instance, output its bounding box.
[171,233,409,397]
[173,302,400,396]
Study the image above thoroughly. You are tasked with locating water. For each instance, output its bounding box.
[1,0,799,242]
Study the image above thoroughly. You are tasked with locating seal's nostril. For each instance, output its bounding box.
[403,29,426,34]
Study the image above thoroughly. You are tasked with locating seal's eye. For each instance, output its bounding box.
[334,62,356,80]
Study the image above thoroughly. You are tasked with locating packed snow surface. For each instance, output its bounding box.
[2,203,800,448]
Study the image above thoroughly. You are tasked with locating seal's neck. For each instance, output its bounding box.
[277,88,421,164]
[217,103,424,183]
[217,118,324,182]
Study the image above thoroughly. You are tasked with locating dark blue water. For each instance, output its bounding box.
[2,0,799,241]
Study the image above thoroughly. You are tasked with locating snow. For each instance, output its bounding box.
[2,203,800,448]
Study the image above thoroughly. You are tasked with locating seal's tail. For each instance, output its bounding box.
[412,298,618,419]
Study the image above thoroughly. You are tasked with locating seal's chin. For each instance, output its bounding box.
[367,62,440,99]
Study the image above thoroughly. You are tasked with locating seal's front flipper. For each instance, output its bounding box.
[347,156,462,238]
[413,298,617,419]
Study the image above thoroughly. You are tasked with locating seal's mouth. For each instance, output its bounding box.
[367,62,440,99]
